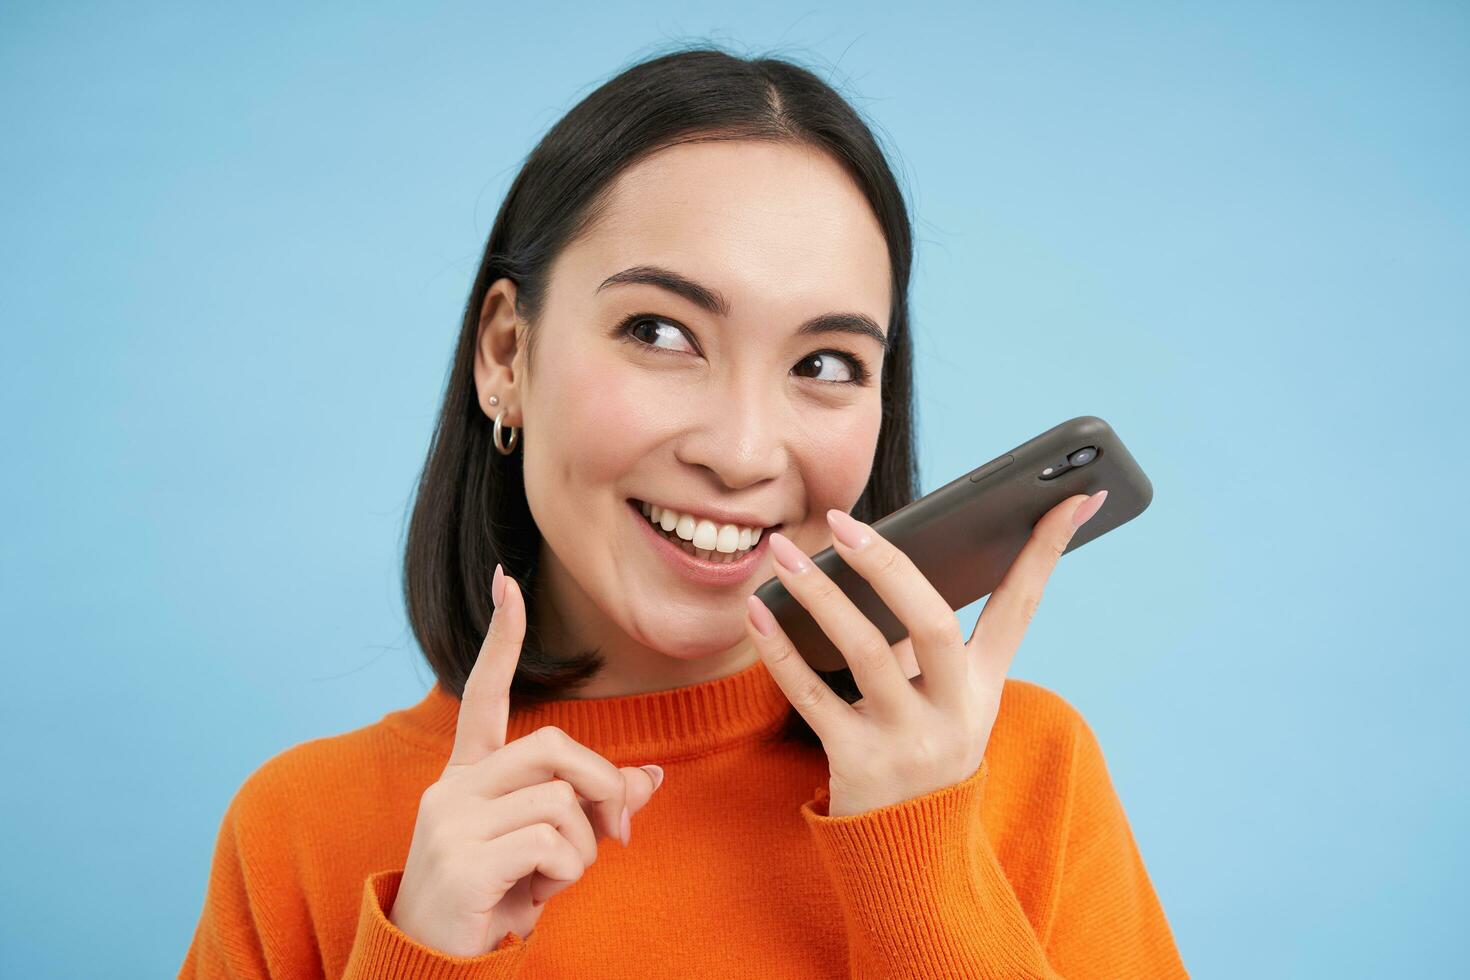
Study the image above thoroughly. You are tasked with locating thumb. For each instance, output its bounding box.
[622,764,665,814]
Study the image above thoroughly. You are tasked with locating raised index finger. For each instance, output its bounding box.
[448,566,526,770]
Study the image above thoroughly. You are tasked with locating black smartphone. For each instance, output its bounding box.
[751,415,1154,672]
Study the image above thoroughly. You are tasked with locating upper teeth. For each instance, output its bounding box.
[640,500,765,553]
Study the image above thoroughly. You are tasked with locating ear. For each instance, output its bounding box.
[473,277,526,423]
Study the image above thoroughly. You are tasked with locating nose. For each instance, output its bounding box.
[674,375,789,490]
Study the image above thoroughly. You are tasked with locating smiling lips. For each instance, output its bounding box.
[628,498,779,587]
[635,499,769,563]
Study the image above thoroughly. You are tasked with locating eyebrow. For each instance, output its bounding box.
[596,264,889,353]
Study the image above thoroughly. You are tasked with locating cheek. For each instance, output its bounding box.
[525,350,674,501]
[793,399,885,510]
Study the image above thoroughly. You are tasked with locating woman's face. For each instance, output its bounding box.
[480,139,892,671]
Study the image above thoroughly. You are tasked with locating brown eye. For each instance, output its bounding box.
[624,316,697,354]
[794,351,859,384]
[616,312,869,385]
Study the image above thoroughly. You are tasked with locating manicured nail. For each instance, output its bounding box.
[620,805,632,846]
[1071,490,1108,529]
[640,764,665,792]
[746,594,777,637]
[826,509,871,549]
[768,532,809,573]
[492,562,505,609]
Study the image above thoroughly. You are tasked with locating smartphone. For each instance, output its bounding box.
[751,415,1154,672]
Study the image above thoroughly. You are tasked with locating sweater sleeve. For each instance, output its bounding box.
[177,787,531,979]
[341,869,530,980]
[799,717,1188,979]
[1041,713,1189,978]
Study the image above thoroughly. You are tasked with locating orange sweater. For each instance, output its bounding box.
[178,658,1188,978]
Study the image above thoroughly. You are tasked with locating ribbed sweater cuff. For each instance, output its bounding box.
[801,758,1057,979]
[341,869,529,980]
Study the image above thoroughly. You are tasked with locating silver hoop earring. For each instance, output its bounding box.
[493,409,519,455]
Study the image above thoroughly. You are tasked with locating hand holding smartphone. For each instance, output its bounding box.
[751,415,1153,672]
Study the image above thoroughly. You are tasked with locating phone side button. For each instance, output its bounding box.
[968,453,1015,483]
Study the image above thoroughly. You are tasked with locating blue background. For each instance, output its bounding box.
[3,3,1466,976]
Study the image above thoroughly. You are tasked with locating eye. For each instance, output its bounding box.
[620,315,698,355]
[615,312,870,386]
[794,351,866,385]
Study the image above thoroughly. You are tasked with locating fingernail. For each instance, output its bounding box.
[768,532,809,573]
[640,764,665,792]
[492,562,505,609]
[620,805,631,846]
[746,594,777,637]
[1071,490,1108,529]
[826,509,871,549]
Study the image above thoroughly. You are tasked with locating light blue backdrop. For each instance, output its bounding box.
[3,2,1465,977]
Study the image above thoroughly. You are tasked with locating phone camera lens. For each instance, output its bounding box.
[1068,446,1098,466]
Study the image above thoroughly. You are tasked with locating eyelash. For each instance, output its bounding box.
[611,312,872,386]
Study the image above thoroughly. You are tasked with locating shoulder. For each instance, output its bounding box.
[223,713,438,859]
[188,715,441,961]
[231,730,359,815]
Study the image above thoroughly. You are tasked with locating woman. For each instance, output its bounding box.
[180,46,1188,978]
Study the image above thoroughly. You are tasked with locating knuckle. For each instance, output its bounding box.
[418,780,448,815]
[809,576,840,603]
[764,637,799,667]
[922,613,963,648]
[855,633,890,664]
[532,822,562,851]
[536,724,570,747]
[1020,592,1042,624]
[791,679,829,712]
[548,778,578,808]
[873,545,905,577]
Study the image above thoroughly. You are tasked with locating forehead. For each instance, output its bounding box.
[560,140,892,326]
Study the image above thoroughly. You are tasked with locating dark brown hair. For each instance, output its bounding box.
[401,43,919,748]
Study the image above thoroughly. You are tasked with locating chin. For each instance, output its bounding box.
[632,609,747,659]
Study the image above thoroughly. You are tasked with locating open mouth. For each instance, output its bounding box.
[627,498,782,584]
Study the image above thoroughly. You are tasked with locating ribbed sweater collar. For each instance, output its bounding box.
[388,656,795,763]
